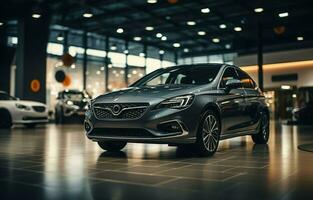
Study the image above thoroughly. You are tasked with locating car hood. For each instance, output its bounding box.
[95,84,205,104]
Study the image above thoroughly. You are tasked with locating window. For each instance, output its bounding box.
[236,69,255,89]
[219,67,238,88]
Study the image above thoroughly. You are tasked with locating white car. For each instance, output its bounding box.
[0,91,48,128]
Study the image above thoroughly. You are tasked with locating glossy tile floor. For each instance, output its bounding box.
[0,121,313,200]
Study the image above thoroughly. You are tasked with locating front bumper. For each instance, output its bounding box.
[84,104,202,144]
[12,110,48,124]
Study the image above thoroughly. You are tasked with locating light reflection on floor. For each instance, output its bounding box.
[0,121,313,200]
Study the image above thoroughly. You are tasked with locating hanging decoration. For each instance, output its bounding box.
[30,79,41,92]
[273,26,285,35]
[61,53,75,67]
[55,70,66,83]
[62,75,71,87]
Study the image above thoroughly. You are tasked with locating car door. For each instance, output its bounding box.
[217,67,247,135]
[236,68,261,131]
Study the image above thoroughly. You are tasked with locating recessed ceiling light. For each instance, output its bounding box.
[0,22,4,26]
[145,26,154,31]
[134,36,142,41]
[156,33,163,38]
[254,8,264,13]
[183,48,189,53]
[116,28,124,33]
[281,85,291,90]
[161,36,167,41]
[212,38,220,43]
[56,33,64,41]
[187,21,196,26]
[139,53,145,57]
[201,8,210,13]
[83,12,93,18]
[110,45,117,51]
[219,24,227,29]
[198,31,206,36]
[147,0,157,3]
[297,36,304,41]
[225,44,231,49]
[173,43,180,48]
[123,49,129,54]
[32,13,41,19]
[159,50,165,54]
[234,26,242,32]
[279,12,289,18]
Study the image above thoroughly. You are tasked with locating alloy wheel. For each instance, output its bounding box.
[202,114,219,152]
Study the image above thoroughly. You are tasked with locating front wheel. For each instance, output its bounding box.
[194,110,221,156]
[0,110,12,129]
[98,141,127,152]
[251,112,269,144]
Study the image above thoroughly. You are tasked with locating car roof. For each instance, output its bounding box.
[161,63,236,71]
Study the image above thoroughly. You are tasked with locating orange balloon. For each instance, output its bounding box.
[168,0,178,4]
[30,79,40,92]
[273,26,285,35]
[62,75,71,87]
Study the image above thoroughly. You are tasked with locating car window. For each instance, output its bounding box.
[0,93,16,100]
[236,69,255,89]
[139,66,220,86]
[219,67,239,88]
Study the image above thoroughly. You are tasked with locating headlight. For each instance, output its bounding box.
[66,100,74,105]
[156,95,194,109]
[15,103,31,111]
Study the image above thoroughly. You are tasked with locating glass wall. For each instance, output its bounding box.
[178,53,237,65]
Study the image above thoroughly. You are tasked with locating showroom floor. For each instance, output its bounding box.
[0,122,312,200]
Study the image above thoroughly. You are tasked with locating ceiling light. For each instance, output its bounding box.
[56,33,64,41]
[83,12,93,18]
[234,26,242,32]
[145,26,154,31]
[297,36,304,41]
[254,8,264,13]
[225,44,231,49]
[147,0,157,3]
[0,22,3,26]
[32,13,41,19]
[201,8,210,13]
[110,45,117,51]
[134,36,142,41]
[198,31,206,36]
[123,49,129,54]
[156,33,163,38]
[139,53,145,57]
[116,28,124,33]
[219,24,227,29]
[281,85,291,90]
[173,43,180,48]
[187,21,196,26]
[279,12,289,18]
[161,36,167,41]
[212,38,220,43]
[159,50,165,54]
[183,48,189,53]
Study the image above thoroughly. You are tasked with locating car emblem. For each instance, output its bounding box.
[112,104,121,115]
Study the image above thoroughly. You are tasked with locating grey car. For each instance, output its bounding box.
[84,64,269,156]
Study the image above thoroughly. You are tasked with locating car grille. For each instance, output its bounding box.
[32,106,46,113]
[89,128,155,138]
[93,103,149,120]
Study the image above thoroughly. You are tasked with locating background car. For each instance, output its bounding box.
[0,91,48,128]
[84,64,269,156]
[292,100,313,123]
[55,90,91,124]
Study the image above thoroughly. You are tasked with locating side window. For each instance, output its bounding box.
[219,67,238,88]
[236,69,255,89]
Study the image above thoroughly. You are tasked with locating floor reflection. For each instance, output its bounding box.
[0,121,312,200]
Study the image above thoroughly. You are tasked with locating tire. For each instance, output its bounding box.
[98,141,127,152]
[24,123,37,128]
[55,108,63,124]
[0,109,12,129]
[194,110,221,156]
[251,112,269,144]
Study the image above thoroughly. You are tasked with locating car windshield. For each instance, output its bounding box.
[0,93,17,100]
[63,92,85,101]
[132,65,221,87]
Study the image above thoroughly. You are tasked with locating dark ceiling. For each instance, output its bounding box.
[1,0,313,57]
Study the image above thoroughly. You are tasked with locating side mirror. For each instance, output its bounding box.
[225,79,242,93]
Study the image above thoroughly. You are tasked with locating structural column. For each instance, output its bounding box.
[124,40,129,85]
[104,36,109,92]
[257,22,264,91]
[16,8,50,103]
[174,51,178,65]
[82,31,88,90]
[143,44,147,75]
